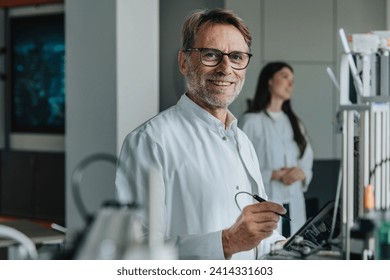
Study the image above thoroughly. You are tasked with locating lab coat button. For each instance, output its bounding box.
[222,136,227,141]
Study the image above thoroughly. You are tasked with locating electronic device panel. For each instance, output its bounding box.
[283,200,340,251]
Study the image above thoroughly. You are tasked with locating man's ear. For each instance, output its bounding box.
[178,50,189,75]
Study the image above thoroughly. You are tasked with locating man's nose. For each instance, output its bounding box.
[215,55,233,74]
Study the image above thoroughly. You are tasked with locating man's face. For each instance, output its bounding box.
[179,23,249,109]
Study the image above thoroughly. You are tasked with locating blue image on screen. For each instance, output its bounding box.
[10,14,65,134]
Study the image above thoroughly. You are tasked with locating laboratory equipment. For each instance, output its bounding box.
[338,28,390,260]
[68,153,177,260]
[265,28,390,260]
[0,224,38,260]
[262,201,342,260]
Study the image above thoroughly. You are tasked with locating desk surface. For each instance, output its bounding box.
[0,219,64,248]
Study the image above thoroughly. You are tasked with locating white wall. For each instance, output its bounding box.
[65,0,159,231]
[117,0,159,152]
[225,0,387,159]
[159,0,224,111]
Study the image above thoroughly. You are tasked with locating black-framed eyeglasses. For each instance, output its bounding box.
[185,48,252,70]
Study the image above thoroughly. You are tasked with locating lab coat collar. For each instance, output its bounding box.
[178,93,261,196]
[178,93,238,133]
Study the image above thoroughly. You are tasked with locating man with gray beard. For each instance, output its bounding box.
[115,8,285,260]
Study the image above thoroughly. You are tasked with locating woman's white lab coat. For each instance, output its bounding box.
[239,111,314,235]
[115,94,284,260]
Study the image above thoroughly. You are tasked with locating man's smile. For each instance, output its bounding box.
[208,79,234,86]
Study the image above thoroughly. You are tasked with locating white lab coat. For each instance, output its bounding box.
[115,94,285,260]
[238,111,313,236]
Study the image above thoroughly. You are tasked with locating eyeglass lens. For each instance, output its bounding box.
[200,49,250,69]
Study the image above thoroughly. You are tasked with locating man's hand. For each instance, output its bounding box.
[222,201,286,259]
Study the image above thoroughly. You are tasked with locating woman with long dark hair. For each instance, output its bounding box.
[239,61,313,237]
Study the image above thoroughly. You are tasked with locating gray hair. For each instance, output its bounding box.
[180,8,252,51]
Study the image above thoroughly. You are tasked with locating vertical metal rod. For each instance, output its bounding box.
[362,55,371,97]
[375,110,382,209]
[371,54,377,96]
[386,108,390,209]
[340,55,351,105]
[370,109,379,209]
[380,53,389,96]
[343,110,354,260]
[347,111,355,258]
[381,110,386,209]
[359,110,370,217]
[342,110,348,258]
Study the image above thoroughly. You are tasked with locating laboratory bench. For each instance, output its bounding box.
[0,216,65,259]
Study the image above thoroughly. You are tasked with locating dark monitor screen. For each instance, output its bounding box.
[9,13,65,134]
[283,200,340,251]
